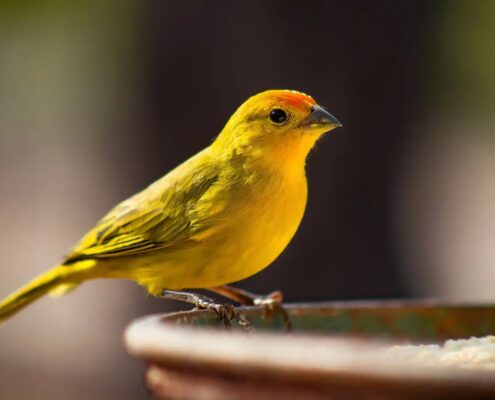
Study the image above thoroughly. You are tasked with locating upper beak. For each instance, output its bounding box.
[301,105,342,131]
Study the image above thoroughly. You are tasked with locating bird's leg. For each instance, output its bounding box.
[208,285,282,306]
[161,290,235,326]
[207,286,291,331]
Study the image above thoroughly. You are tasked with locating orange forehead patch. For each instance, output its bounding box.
[278,90,316,110]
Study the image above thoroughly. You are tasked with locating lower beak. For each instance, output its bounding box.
[301,105,342,132]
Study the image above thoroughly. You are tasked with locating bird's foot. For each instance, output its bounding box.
[161,290,235,327]
[206,286,292,331]
[253,291,292,332]
[237,312,255,333]
[252,290,283,307]
[193,297,236,326]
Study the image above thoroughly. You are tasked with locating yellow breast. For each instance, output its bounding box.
[172,167,308,289]
[230,171,308,280]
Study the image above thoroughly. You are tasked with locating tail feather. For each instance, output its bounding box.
[0,265,67,322]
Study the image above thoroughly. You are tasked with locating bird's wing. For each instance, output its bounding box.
[64,151,222,263]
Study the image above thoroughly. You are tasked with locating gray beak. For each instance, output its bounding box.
[301,105,342,131]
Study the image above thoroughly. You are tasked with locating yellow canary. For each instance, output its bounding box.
[0,89,340,322]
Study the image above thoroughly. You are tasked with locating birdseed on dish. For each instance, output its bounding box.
[386,336,495,370]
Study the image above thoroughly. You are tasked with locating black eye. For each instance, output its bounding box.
[269,109,287,124]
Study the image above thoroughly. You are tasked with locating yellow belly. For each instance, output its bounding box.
[111,170,308,294]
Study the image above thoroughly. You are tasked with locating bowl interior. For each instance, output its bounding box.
[164,301,495,342]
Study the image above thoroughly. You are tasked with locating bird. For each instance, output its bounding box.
[0,89,341,323]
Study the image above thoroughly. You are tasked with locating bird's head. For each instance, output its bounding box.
[213,90,341,167]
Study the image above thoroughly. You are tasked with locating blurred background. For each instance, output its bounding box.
[1,0,495,398]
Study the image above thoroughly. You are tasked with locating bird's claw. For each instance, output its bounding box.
[252,290,284,307]
[252,291,292,331]
[237,312,255,333]
[212,302,236,322]
[193,297,236,327]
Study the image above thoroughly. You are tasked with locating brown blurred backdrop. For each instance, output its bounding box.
[1,1,495,399]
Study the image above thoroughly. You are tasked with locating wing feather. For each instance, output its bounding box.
[64,150,222,263]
